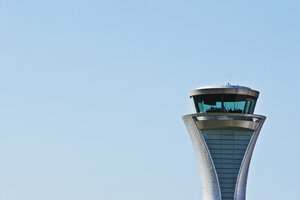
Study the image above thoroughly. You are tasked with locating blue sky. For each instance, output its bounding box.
[0,0,299,199]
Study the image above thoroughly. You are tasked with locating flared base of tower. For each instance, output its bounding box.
[183,113,265,200]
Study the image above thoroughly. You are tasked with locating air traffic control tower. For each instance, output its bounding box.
[182,85,266,200]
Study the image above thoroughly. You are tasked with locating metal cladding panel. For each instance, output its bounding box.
[183,114,265,200]
[201,129,254,200]
[234,118,265,200]
[183,116,222,200]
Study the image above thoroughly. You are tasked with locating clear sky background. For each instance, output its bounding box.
[0,0,299,200]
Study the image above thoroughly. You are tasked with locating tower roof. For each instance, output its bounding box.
[196,84,251,90]
[190,84,259,98]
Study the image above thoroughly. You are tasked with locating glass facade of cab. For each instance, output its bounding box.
[192,94,257,114]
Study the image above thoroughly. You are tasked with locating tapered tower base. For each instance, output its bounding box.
[183,113,265,200]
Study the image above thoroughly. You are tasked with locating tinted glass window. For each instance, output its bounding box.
[193,94,257,114]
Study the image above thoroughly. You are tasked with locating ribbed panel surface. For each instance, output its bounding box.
[201,129,253,200]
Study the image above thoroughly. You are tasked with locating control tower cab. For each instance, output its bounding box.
[190,85,259,114]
